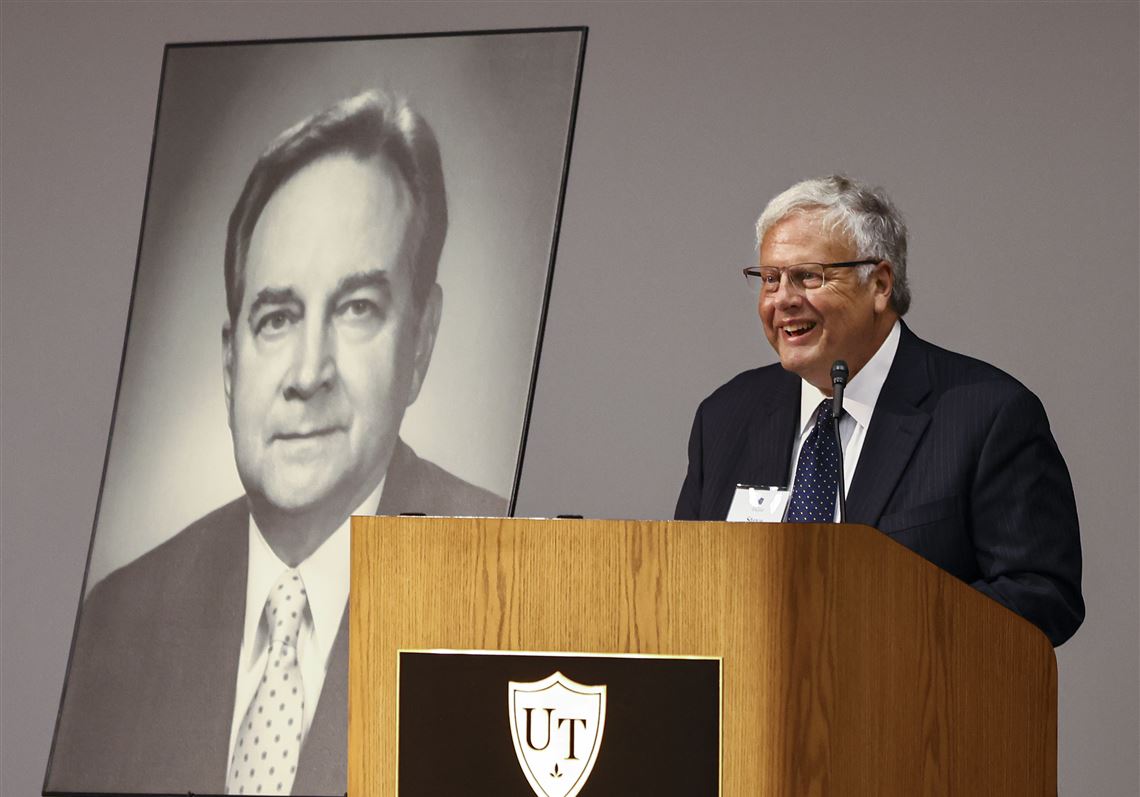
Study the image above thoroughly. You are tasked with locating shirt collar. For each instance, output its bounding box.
[798,319,902,433]
[243,478,385,658]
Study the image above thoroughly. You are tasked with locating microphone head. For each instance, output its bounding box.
[831,360,849,386]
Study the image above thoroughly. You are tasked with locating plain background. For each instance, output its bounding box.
[83,32,582,590]
[1,2,1136,795]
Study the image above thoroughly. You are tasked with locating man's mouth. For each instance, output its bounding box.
[274,426,343,442]
[782,321,817,339]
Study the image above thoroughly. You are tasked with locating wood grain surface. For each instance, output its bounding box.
[349,517,1056,796]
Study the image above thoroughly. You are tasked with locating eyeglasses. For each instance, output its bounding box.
[742,260,879,294]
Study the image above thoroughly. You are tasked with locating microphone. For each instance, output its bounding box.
[831,360,849,523]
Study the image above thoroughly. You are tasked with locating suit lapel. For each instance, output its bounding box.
[292,610,349,795]
[707,368,799,519]
[200,514,250,793]
[846,324,932,527]
[154,500,249,793]
[746,369,801,488]
[376,438,422,516]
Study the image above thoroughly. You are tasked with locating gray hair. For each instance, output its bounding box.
[225,89,447,325]
[755,175,910,315]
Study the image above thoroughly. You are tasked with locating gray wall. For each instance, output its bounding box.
[2,2,1136,795]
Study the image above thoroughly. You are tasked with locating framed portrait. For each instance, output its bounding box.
[46,27,587,796]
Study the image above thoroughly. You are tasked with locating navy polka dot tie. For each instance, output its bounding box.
[227,570,308,795]
[786,399,841,522]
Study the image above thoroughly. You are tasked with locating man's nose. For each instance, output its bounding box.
[284,320,335,399]
[770,273,802,309]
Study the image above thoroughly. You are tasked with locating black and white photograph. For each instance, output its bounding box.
[44,27,586,796]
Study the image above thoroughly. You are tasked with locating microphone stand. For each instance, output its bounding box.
[831,360,849,523]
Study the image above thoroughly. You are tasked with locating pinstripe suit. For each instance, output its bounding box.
[675,322,1084,646]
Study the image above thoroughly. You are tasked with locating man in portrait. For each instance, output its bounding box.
[49,89,505,795]
[675,175,1084,647]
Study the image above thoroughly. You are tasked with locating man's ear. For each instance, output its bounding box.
[222,321,235,425]
[407,282,442,407]
[872,260,894,314]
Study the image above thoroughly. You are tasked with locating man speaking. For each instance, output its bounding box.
[49,90,503,795]
[675,175,1083,647]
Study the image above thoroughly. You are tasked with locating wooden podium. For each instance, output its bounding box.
[348,516,1056,795]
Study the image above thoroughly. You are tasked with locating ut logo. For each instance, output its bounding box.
[522,707,588,760]
[509,672,606,797]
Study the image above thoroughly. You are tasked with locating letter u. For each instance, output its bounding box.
[524,707,554,751]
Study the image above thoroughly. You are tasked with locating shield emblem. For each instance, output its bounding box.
[509,671,606,797]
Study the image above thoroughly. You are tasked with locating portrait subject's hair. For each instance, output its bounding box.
[756,175,911,315]
[224,89,447,325]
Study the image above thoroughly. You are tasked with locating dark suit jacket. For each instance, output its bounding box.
[47,439,505,795]
[675,323,1084,647]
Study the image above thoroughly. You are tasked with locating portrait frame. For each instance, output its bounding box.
[45,26,587,797]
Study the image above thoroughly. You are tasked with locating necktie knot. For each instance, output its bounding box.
[815,398,834,426]
[265,570,307,648]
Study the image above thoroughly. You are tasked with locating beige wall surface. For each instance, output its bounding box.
[2,2,1136,795]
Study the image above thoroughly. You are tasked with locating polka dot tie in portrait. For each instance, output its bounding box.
[227,570,308,795]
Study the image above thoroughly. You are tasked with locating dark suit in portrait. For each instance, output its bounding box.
[47,440,503,795]
[675,322,1084,646]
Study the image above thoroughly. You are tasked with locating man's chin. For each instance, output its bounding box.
[776,349,816,377]
[777,350,831,388]
[251,473,357,518]
[238,450,391,521]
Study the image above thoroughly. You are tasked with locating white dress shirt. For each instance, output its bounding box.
[786,321,901,520]
[226,482,384,764]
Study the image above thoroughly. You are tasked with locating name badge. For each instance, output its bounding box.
[726,484,789,523]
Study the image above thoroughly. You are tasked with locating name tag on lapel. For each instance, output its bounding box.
[726,484,789,522]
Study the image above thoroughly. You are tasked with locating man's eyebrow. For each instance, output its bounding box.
[249,287,301,318]
[332,270,391,300]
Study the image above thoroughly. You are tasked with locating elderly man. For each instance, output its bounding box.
[675,175,1083,647]
[49,90,504,796]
